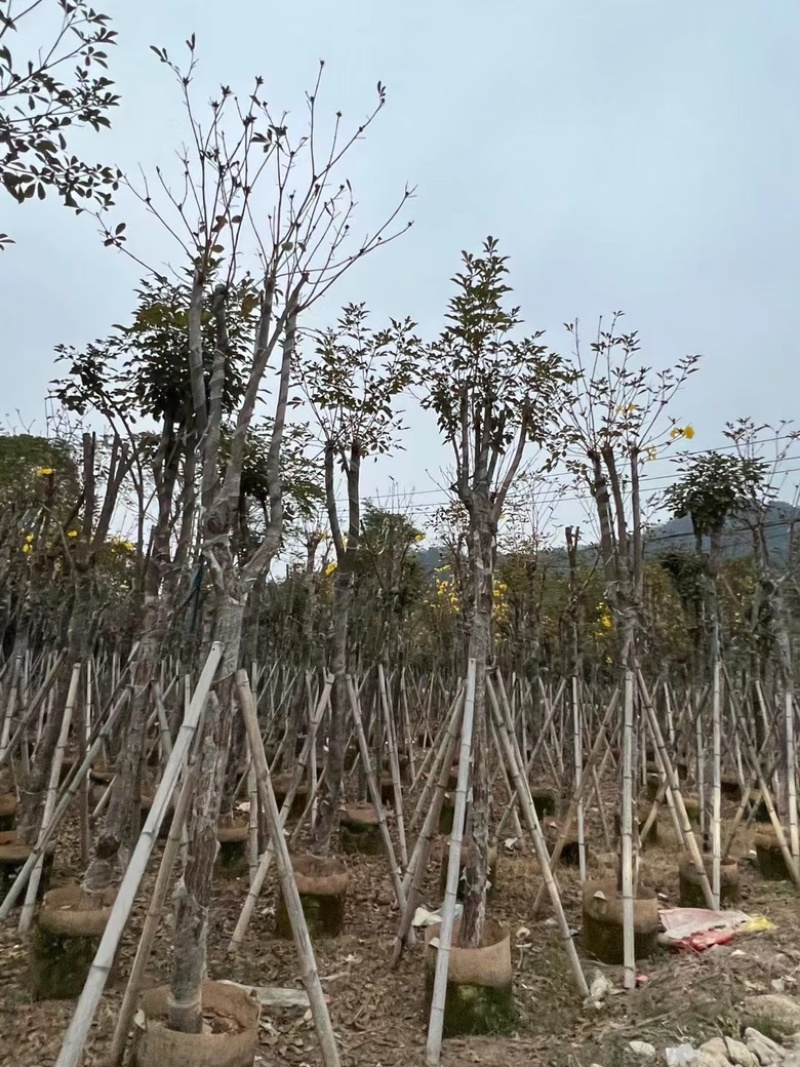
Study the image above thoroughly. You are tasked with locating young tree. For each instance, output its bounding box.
[422,237,571,948]
[561,312,699,984]
[297,302,418,856]
[0,0,119,245]
[664,449,766,675]
[95,42,411,1033]
[725,419,800,850]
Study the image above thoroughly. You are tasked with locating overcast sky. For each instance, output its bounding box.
[4,0,800,543]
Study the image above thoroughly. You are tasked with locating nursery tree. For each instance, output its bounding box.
[94,41,412,1035]
[664,449,766,687]
[297,302,418,856]
[561,312,699,984]
[49,277,264,881]
[0,0,119,245]
[725,419,800,851]
[422,237,570,948]
[15,430,134,854]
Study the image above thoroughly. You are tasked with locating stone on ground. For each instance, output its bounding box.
[743,997,800,1042]
[700,1036,760,1067]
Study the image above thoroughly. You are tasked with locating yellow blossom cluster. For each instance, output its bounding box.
[595,600,614,639]
[433,570,460,612]
[493,579,509,624]
[670,425,695,441]
[108,536,135,552]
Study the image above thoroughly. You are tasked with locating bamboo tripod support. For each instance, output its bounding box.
[425,658,477,1067]
[236,670,340,1067]
[53,642,223,1067]
[487,675,588,996]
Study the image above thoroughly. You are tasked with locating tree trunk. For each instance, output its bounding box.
[83,595,164,890]
[168,588,243,1033]
[311,569,353,856]
[459,511,494,950]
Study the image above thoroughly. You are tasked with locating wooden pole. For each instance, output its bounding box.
[425,658,477,1067]
[236,670,340,1067]
[53,642,223,1067]
[106,753,200,1065]
[18,662,80,934]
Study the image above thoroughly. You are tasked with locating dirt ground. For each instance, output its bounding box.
[1,798,799,1067]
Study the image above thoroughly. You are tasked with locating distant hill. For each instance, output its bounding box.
[415,501,800,574]
[643,500,800,562]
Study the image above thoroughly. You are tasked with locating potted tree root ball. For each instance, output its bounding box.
[678,853,740,908]
[529,786,556,820]
[582,879,660,965]
[614,803,659,849]
[215,816,250,880]
[755,827,793,881]
[544,819,585,867]
[340,803,383,855]
[0,832,53,899]
[270,776,309,820]
[30,885,117,999]
[424,917,516,1037]
[131,980,260,1067]
[275,853,349,939]
[0,792,17,832]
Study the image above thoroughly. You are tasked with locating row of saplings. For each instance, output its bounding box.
[0,754,792,1066]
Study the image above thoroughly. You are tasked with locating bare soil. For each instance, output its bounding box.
[1,800,799,1067]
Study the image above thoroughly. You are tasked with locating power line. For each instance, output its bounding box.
[355,457,800,517]
[360,431,800,505]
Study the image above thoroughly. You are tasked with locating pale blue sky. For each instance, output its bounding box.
[3,0,799,540]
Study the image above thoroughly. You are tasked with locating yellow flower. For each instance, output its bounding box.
[670,425,696,441]
[35,467,54,476]
[325,561,337,576]
[67,530,78,539]
[646,446,657,461]
[25,533,34,543]
[21,544,31,554]
[414,532,425,543]
[122,541,134,552]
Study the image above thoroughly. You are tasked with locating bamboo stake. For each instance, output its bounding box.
[347,675,408,916]
[392,696,464,968]
[425,659,477,1067]
[413,682,462,802]
[0,649,66,767]
[236,670,340,1067]
[495,681,564,840]
[106,752,200,1066]
[620,666,636,992]
[378,663,408,867]
[710,660,722,908]
[53,642,223,1067]
[637,669,715,908]
[0,655,21,757]
[18,662,81,934]
[572,675,587,882]
[785,686,799,862]
[531,690,620,916]
[0,683,132,919]
[227,675,333,952]
[487,674,588,996]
